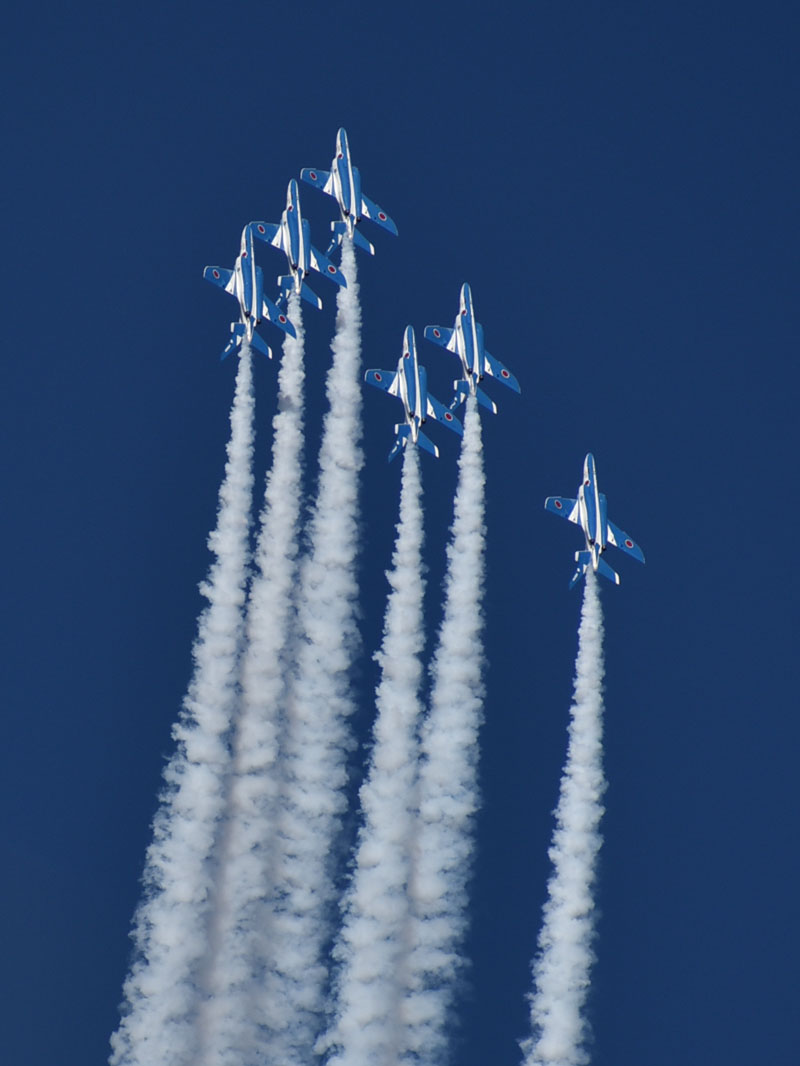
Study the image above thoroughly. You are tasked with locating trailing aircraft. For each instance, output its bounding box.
[424,283,520,413]
[365,326,463,461]
[545,453,645,588]
[250,179,346,310]
[203,224,296,361]
[301,127,398,256]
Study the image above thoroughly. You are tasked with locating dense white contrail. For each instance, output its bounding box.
[110,346,255,1066]
[520,572,606,1066]
[199,297,307,1065]
[323,444,425,1066]
[405,396,486,1064]
[263,239,365,1066]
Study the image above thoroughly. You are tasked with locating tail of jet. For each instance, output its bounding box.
[328,221,375,256]
[388,424,439,462]
[452,379,497,415]
[278,276,322,312]
[571,550,619,589]
[220,323,272,362]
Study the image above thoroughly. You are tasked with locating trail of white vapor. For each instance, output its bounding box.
[520,572,606,1066]
[110,346,255,1066]
[405,397,486,1064]
[265,239,364,1066]
[200,297,306,1065]
[324,444,425,1066]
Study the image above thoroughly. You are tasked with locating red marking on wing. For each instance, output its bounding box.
[328,265,336,274]
[378,211,387,221]
[554,500,563,509]
[374,372,382,381]
[257,224,265,233]
[212,269,220,278]
[445,412,453,421]
[279,315,287,324]
[433,328,441,337]
[625,539,634,548]
[309,171,317,181]
[501,369,510,378]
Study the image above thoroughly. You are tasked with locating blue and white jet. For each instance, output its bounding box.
[545,453,645,588]
[365,326,463,461]
[300,128,398,256]
[424,283,521,413]
[250,179,346,311]
[203,224,296,361]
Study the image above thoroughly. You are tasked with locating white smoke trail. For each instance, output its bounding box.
[263,238,365,1066]
[405,396,486,1064]
[520,572,606,1066]
[323,443,425,1066]
[110,346,255,1066]
[199,297,306,1065]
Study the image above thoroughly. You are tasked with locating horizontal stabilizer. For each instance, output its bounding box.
[220,322,245,361]
[476,386,497,414]
[388,424,411,463]
[360,192,398,235]
[416,429,439,458]
[569,552,592,589]
[595,554,620,586]
[607,519,646,564]
[545,496,580,524]
[250,330,273,360]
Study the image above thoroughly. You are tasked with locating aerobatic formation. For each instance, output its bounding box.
[111,127,645,1066]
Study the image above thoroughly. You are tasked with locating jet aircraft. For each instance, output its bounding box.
[300,128,398,256]
[250,179,346,310]
[545,453,645,588]
[203,224,296,361]
[365,326,463,461]
[424,283,520,413]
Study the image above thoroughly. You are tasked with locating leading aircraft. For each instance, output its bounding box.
[300,127,398,256]
[545,453,645,588]
[365,326,463,461]
[424,283,520,413]
[203,224,296,361]
[250,179,346,311]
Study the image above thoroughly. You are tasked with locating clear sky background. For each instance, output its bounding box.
[2,2,798,1063]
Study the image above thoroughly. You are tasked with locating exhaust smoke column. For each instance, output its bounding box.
[110,346,255,1066]
[521,572,606,1066]
[405,396,486,1064]
[264,238,365,1066]
[324,443,426,1066]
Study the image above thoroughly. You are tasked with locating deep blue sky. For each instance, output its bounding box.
[2,3,799,1063]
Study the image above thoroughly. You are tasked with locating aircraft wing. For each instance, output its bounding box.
[360,192,398,235]
[365,368,400,396]
[425,392,463,435]
[262,295,297,338]
[250,221,282,249]
[309,245,347,287]
[203,266,235,294]
[545,496,580,523]
[300,167,334,195]
[606,519,645,563]
[424,325,457,353]
[484,349,521,394]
